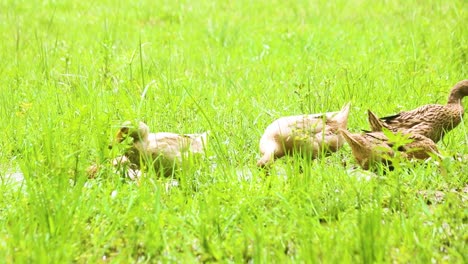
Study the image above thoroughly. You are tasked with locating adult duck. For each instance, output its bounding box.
[257,102,351,168]
[111,121,208,177]
[340,129,439,171]
[369,80,468,142]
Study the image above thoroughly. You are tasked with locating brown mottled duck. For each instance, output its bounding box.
[340,129,439,171]
[369,79,468,142]
[257,102,351,168]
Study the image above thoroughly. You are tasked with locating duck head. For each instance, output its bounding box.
[447,79,468,104]
[109,121,150,149]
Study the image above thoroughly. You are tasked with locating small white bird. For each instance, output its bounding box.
[257,102,351,168]
[112,121,209,177]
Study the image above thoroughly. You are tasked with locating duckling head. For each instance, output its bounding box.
[447,79,468,104]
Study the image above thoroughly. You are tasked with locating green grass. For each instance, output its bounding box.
[0,0,467,262]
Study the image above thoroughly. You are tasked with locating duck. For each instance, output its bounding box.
[111,121,209,177]
[257,102,351,168]
[340,128,439,171]
[368,80,468,143]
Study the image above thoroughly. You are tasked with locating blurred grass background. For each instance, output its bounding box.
[0,0,466,262]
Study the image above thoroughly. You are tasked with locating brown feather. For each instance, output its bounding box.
[340,129,439,171]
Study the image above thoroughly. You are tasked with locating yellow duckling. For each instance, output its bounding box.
[369,80,468,143]
[340,128,439,171]
[112,121,208,177]
[257,102,351,168]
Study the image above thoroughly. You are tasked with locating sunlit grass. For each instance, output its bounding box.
[0,0,466,262]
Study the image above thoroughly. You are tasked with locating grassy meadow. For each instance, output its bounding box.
[0,0,467,262]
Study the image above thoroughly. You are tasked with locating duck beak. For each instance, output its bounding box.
[109,128,126,150]
[108,135,125,150]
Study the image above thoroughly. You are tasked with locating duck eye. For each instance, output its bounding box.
[121,127,129,135]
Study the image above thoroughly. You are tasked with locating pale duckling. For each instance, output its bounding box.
[112,121,209,177]
[257,102,351,168]
[340,129,439,171]
[369,80,468,143]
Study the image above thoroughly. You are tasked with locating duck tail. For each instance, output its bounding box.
[339,129,365,150]
[200,131,210,149]
[334,102,351,129]
[367,110,385,131]
[185,131,210,152]
[193,131,210,151]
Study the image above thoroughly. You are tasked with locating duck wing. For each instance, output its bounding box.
[379,104,462,142]
[380,104,445,124]
[142,133,190,160]
[400,133,439,159]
